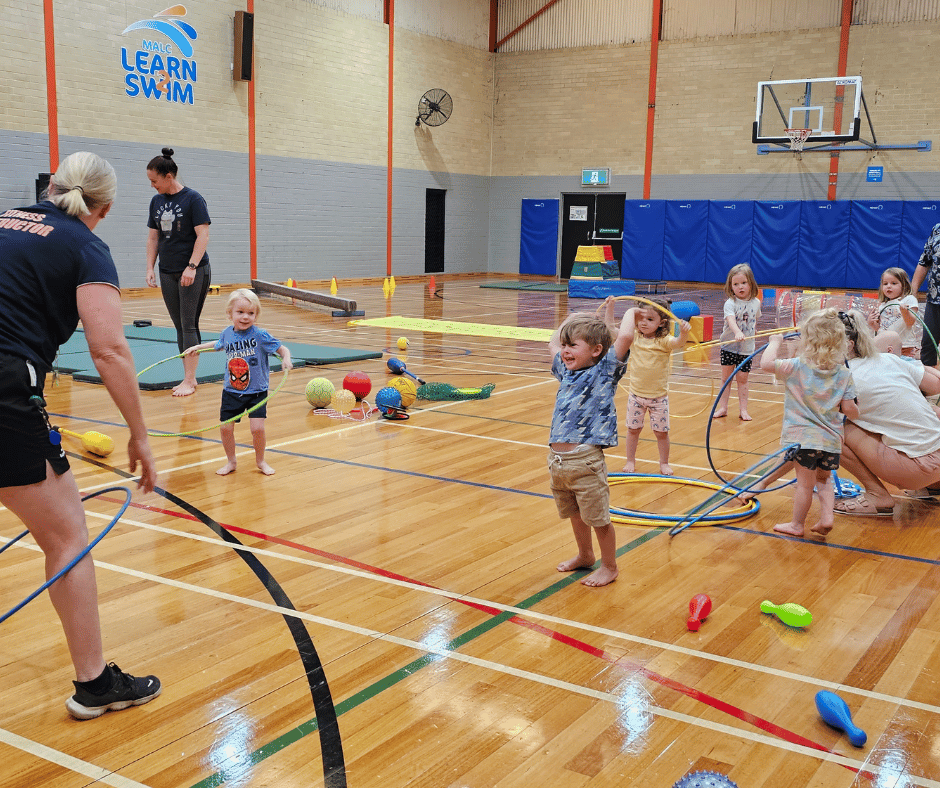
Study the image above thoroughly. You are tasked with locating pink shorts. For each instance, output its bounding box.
[843,422,940,490]
[626,392,670,433]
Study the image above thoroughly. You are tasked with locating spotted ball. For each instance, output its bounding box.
[374,386,403,415]
[388,376,417,408]
[343,371,372,401]
[397,336,409,350]
[330,389,357,414]
[305,377,335,408]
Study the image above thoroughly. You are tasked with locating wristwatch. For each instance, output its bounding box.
[187,263,198,270]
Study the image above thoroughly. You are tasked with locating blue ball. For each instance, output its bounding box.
[375,386,403,415]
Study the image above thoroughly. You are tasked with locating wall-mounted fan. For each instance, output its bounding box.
[415,89,453,127]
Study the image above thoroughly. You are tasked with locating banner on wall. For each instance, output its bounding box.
[121,5,199,104]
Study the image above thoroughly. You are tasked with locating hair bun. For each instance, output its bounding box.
[161,147,175,158]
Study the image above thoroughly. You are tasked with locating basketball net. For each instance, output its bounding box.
[784,128,812,152]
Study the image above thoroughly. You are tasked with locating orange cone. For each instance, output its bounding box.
[428,275,436,294]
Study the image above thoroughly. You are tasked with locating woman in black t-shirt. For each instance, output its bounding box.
[0,151,160,718]
[145,147,211,397]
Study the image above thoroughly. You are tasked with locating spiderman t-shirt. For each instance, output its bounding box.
[214,325,282,395]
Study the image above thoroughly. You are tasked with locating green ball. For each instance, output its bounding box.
[305,377,335,408]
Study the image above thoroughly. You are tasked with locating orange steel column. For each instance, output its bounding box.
[828,0,854,201]
[387,0,394,277]
[42,0,59,171]
[247,1,258,280]
[643,0,663,200]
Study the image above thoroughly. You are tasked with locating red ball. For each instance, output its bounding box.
[342,371,372,401]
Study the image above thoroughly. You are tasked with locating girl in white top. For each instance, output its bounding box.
[714,263,761,421]
[869,267,920,357]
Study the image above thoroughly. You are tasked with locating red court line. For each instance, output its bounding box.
[111,497,857,767]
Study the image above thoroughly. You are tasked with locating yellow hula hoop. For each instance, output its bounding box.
[609,474,759,527]
[137,349,291,438]
[612,294,715,419]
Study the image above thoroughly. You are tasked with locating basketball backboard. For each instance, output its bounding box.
[753,76,863,145]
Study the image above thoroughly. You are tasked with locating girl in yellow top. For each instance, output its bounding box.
[621,299,690,475]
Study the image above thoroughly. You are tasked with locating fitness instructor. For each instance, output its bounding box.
[145,147,211,397]
[0,151,161,718]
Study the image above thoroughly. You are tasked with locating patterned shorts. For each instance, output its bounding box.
[720,349,753,374]
[793,448,840,471]
[626,392,669,433]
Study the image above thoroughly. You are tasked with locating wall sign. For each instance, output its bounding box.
[581,168,610,187]
[866,166,884,183]
[121,5,199,105]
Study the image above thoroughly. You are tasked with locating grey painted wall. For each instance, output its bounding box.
[6,129,940,284]
[2,130,489,286]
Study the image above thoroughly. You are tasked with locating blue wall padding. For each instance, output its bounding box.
[663,201,709,283]
[751,201,801,287]
[622,200,665,281]
[901,202,940,284]
[670,301,700,320]
[705,201,754,284]
[846,201,905,289]
[519,199,559,275]
[798,201,851,289]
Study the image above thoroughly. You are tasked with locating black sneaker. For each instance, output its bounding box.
[66,662,162,720]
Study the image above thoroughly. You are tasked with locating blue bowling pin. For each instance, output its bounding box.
[815,690,867,747]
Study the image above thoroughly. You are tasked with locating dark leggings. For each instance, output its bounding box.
[159,265,211,353]
[921,300,940,367]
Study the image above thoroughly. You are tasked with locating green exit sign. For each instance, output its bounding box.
[581,168,610,187]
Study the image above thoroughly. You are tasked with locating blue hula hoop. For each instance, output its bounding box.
[705,337,799,497]
[0,486,132,625]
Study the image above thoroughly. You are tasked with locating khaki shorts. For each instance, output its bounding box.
[547,444,611,528]
[844,422,940,490]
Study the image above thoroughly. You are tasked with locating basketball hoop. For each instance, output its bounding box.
[784,128,812,152]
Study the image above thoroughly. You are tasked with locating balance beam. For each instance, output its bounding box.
[250,279,364,317]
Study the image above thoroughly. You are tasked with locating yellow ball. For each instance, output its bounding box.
[388,376,417,408]
[330,389,356,414]
[397,336,409,350]
[305,377,335,408]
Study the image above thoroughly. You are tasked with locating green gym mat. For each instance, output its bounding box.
[64,327,381,390]
[479,281,567,292]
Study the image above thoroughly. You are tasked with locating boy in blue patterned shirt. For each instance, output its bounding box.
[547,299,632,587]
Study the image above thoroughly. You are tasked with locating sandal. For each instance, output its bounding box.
[902,487,940,500]
[833,494,895,517]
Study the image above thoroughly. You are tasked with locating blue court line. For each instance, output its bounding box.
[56,416,940,567]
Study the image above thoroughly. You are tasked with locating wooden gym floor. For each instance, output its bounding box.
[2,276,940,788]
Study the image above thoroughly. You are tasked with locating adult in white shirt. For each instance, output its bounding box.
[834,311,940,515]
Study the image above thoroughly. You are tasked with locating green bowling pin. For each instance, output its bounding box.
[760,600,812,628]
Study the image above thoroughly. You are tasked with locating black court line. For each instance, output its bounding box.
[75,454,347,788]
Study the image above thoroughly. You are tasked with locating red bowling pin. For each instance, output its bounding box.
[815,690,867,747]
[687,593,712,631]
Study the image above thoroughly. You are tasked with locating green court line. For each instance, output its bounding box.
[188,529,663,788]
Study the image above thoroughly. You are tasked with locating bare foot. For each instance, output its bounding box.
[172,381,197,397]
[257,461,276,475]
[581,565,618,587]
[712,409,728,419]
[810,522,833,537]
[622,460,636,473]
[659,463,674,476]
[216,462,236,476]
[773,522,804,537]
[557,555,595,573]
[739,411,752,421]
